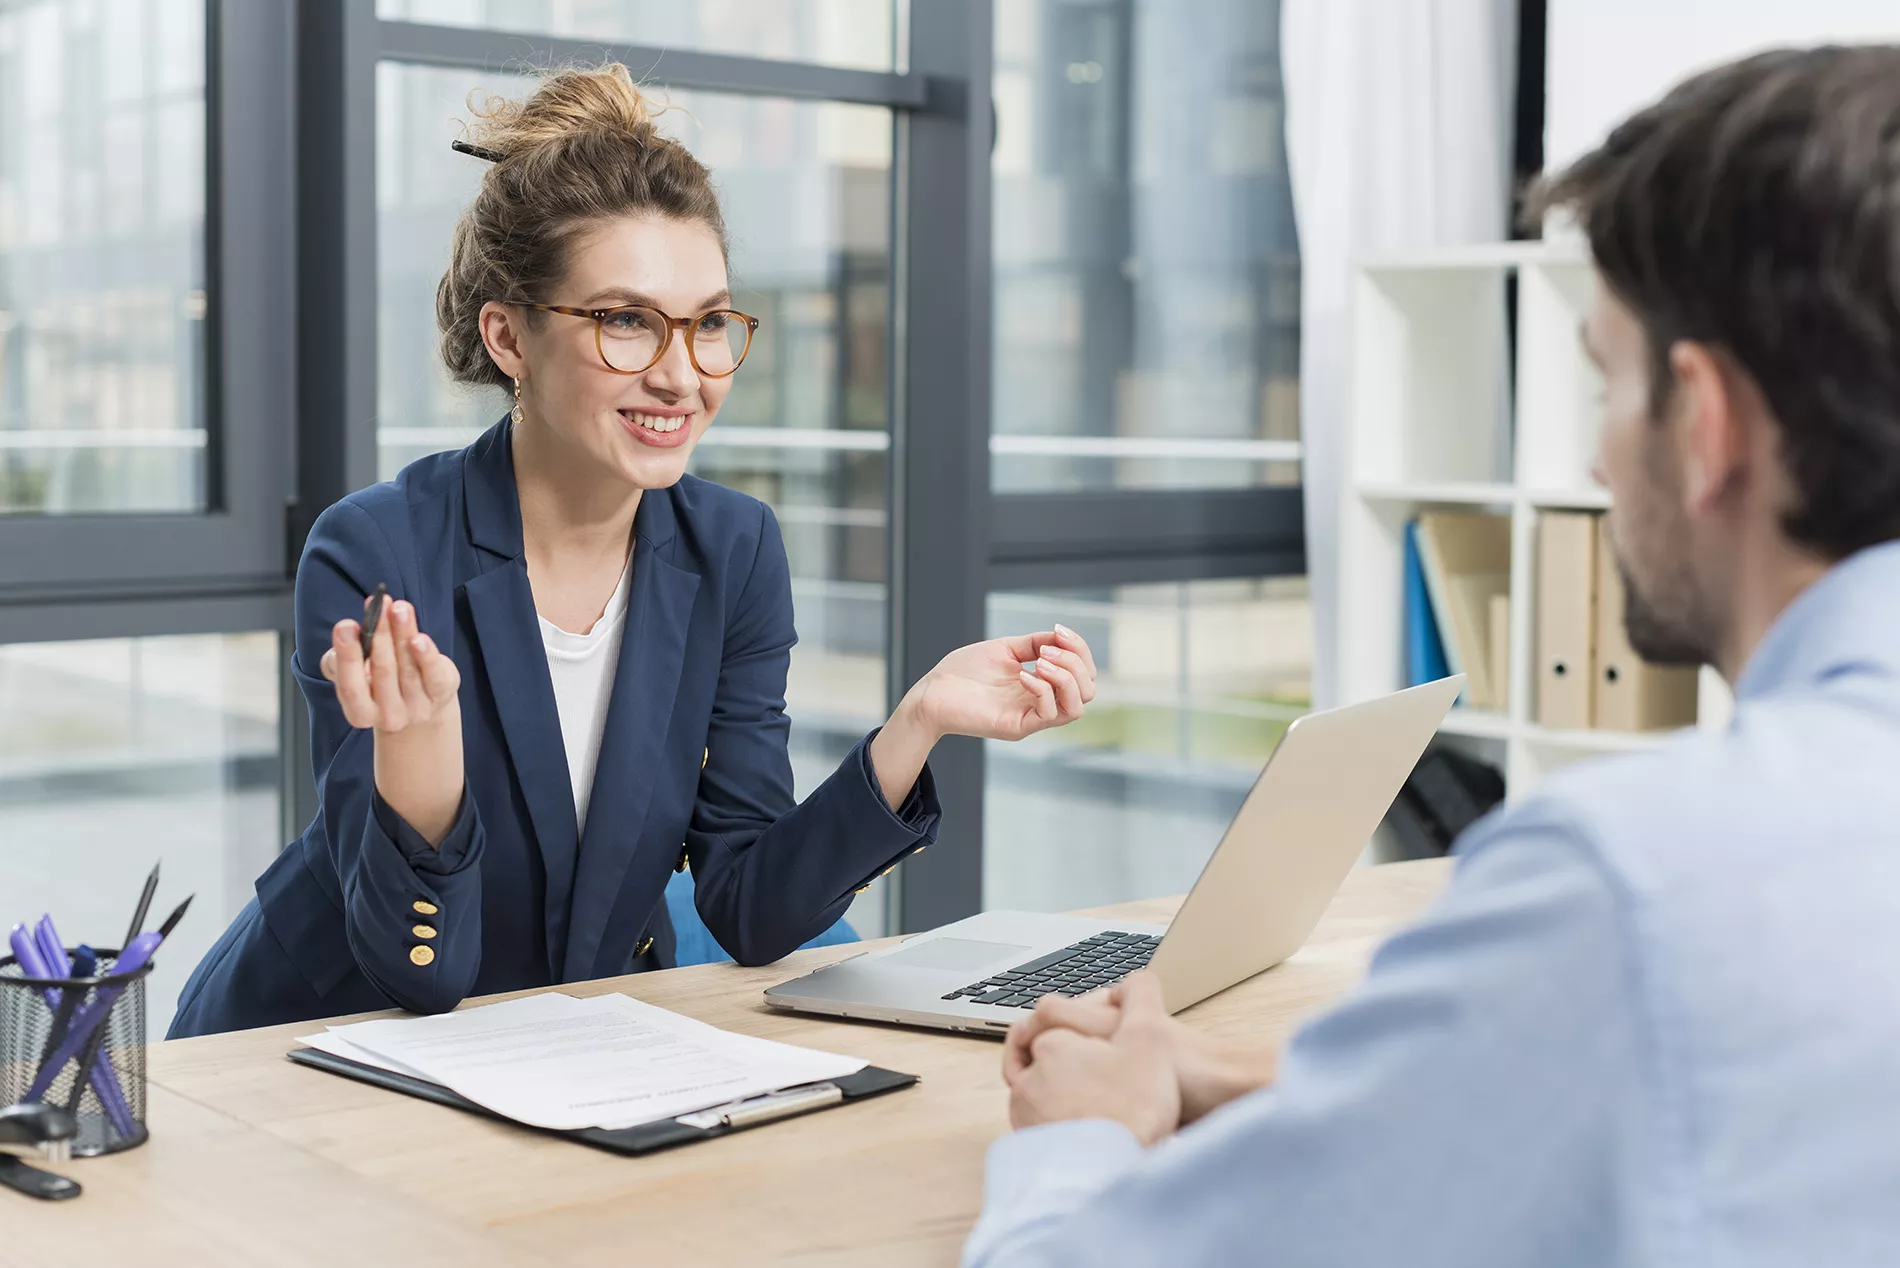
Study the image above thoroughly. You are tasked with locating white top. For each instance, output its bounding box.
[537,559,633,835]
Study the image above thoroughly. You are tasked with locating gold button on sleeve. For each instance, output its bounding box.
[410,945,436,966]
[412,924,437,939]
[634,936,655,956]
[412,900,439,915]
[675,847,689,874]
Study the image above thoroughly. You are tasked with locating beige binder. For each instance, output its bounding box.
[1536,512,1597,729]
[1416,513,1511,710]
[1593,517,1699,731]
[1488,593,1511,714]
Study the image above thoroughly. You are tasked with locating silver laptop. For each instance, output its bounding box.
[765,676,1463,1036]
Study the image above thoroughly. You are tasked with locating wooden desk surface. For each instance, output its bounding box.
[3,859,1450,1268]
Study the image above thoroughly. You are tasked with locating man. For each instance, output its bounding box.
[964,46,1900,1268]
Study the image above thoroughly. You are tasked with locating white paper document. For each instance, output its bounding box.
[306,992,867,1131]
[294,1029,433,1081]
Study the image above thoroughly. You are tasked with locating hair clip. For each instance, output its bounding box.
[451,139,506,163]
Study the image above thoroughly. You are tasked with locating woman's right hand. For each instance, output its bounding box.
[320,595,461,733]
[321,595,466,847]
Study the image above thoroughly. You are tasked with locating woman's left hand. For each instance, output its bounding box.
[907,623,1097,742]
[867,624,1096,809]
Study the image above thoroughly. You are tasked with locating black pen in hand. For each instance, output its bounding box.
[359,584,390,658]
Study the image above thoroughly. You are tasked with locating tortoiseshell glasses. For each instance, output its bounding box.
[519,303,760,377]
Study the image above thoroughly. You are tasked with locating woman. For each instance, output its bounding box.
[169,65,1096,1037]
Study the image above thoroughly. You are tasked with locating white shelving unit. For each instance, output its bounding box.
[1339,240,1731,808]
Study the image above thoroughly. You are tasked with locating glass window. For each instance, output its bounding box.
[990,0,1301,491]
[0,633,281,1038]
[376,65,894,926]
[0,0,209,515]
[983,577,1311,912]
[378,0,904,72]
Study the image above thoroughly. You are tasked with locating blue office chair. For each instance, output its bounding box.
[662,869,858,966]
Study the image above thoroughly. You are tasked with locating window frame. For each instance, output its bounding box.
[0,0,297,643]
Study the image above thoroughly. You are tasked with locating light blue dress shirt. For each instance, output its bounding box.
[965,540,1900,1267]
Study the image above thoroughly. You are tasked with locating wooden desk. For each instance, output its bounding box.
[3,859,1450,1268]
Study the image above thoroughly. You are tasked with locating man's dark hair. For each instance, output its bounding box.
[1535,45,1900,559]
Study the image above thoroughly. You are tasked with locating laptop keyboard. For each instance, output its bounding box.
[941,931,1161,1009]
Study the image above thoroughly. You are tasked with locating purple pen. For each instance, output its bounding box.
[8,924,41,981]
[24,929,163,1107]
[33,915,67,979]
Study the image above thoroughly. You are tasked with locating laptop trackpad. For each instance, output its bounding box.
[882,938,1029,972]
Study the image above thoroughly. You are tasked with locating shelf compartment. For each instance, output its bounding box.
[1521,723,1673,752]
[1524,487,1612,510]
[1350,263,1512,487]
[1358,481,1517,508]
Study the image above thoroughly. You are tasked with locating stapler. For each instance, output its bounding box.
[0,1101,82,1200]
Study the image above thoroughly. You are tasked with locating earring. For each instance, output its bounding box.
[511,377,525,427]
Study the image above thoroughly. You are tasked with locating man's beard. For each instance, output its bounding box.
[1608,405,1718,669]
[1617,546,1710,666]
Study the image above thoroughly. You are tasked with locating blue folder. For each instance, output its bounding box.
[1404,520,1451,687]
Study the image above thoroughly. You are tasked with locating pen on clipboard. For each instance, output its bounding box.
[674,1082,845,1131]
[359,584,390,658]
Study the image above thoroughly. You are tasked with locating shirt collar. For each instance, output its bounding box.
[1734,538,1900,701]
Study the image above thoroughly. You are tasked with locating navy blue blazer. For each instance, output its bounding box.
[170,420,939,1037]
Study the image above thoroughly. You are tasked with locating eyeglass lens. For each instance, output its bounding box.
[598,307,747,375]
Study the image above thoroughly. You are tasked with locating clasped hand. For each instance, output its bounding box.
[1002,972,1276,1147]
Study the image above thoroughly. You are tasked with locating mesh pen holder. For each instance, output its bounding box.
[0,950,151,1156]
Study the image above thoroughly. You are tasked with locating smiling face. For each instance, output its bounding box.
[484,213,737,492]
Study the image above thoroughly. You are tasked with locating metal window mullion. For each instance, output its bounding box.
[890,4,992,934]
[376,19,928,109]
[0,590,292,647]
[216,0,299,558]
[296,0,382,528]
[987,488,1308,564]
[987,549,1307,594]
[286,0,382,839]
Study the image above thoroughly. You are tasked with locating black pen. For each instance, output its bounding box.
[359,584,389,658]
[61,897,192,1130]
[156,896,192,941]
[124,861,160,947]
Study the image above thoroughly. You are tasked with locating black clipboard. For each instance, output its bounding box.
[287,1046,919,1156]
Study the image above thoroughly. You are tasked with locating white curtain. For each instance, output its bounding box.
[1281,0,1520,708]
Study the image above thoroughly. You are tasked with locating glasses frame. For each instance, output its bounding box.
[519,302,760,378]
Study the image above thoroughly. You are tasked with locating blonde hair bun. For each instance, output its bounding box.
[466,62,655,163]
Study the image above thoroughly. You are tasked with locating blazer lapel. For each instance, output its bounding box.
[463,559,581,979]
[561,497,700,981]
[458,419,581,980]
